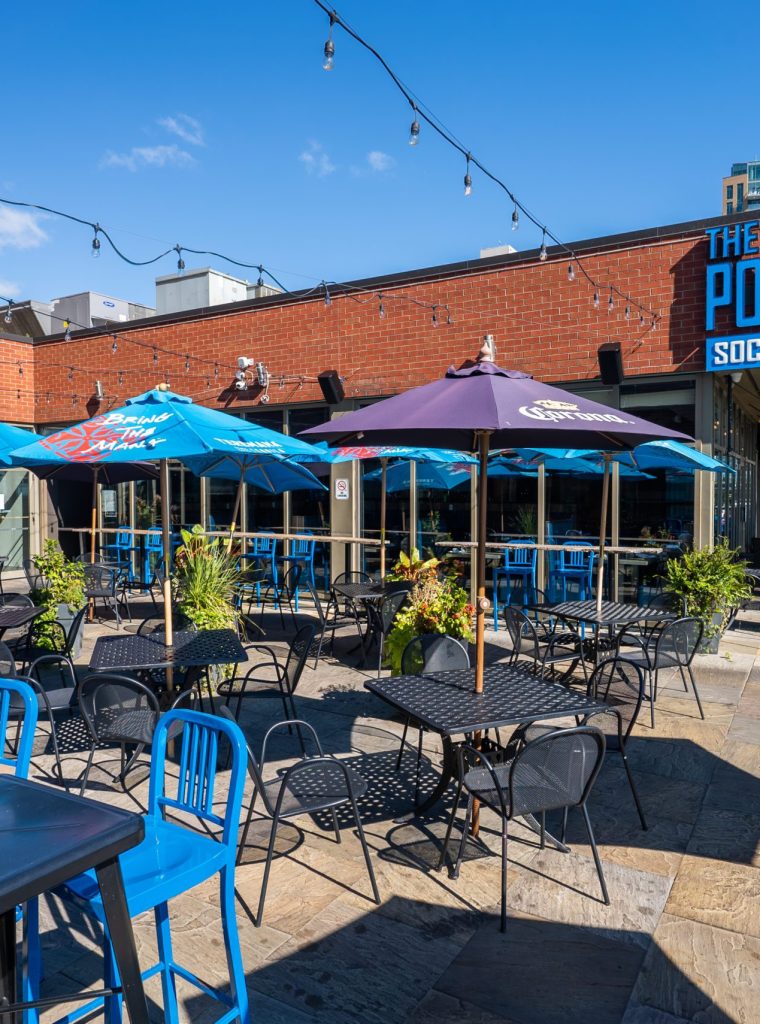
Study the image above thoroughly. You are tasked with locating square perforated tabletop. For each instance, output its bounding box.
[366,663,607,737]
[89,628,246,673]
[332,581,387,602]
[527,599,676,628]
[0,604,44,636]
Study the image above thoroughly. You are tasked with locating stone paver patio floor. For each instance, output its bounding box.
[19,597,760,1024]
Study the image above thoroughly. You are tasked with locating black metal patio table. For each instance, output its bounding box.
[366,663,607,815]
[331,580,386,603]
[0,775,149,1023]
[89,628,247,675]
[0,605,44,641]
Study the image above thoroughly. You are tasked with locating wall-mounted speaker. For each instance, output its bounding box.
[318,369,345,404]
[597,342,624,386]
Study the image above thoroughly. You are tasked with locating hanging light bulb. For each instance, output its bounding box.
[324,283,332,307]
[256,266,264,288]
[64,322,72,341]
[323,14,335,70]
[593,290,600,309]
[445,306,453,325]
[511,205,519,231]
[111,336,118,354]
[153,348,159,365]
[567,263,575,282]
[608,288,614,313]
[652,315,658,331]
[409,106,420,146]
[378,294,386,319]
[67,367,74,381]
[214,362,219,379]
[539,230,548,261]
[3,304,11,325]
[431,307,439,327]
[175,244,185,274]
[625,304,631,320]
[91,225,101,258]
[463,154,472,197]
[639,313,645,327]
[185,354,191,372]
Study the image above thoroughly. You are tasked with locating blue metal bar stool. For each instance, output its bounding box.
[552,541,594,601]
[279,535,316,611]
[31,709,251,1024]
[492,542,537,631]
[101,529,138,583]
[142,527,163,588]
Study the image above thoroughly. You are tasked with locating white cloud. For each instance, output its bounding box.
[0,208,47,250]
[0,278,20,297]
[367,150,394,172]
[158,114,204,146]
[100,144,195,172]
[299,141,336,177]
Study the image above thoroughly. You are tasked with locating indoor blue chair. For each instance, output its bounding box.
[101,528,137,583]
[32,709,251,1024]
[278,534,316,611]
[492,542,537,630]
[143,526,163,588]
[552,541,594,601]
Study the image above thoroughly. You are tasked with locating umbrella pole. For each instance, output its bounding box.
[88,468,99,621]
[474,432,490,694]
[379,458,387,578]
[596,454,611,617]
[160,458,174,660]
[227,476,244,555]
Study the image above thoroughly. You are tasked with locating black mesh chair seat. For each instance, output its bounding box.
[266,760,369,816]
[100,707,159,746]
[622,646,679,670]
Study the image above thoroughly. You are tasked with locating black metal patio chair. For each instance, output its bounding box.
[364,590,409,676]
[15,606,87,673]
[303,579,365,667]
[437,725,609,931]
[258,563,303,631]
[83,564,132,628]
[503,604,587,686]
[217,705,379,926]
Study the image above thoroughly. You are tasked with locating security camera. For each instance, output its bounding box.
[260,392,270,404]
[234,379,248,391]
[237,356,253,370]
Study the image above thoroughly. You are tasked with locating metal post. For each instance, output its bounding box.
[475,432,490,694]
[409,462,418,554]
[596,454,611,617]
[379,458,388,577]
[160,459,173,652]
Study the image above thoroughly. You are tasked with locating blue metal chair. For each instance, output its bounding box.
[492,542,537,630]
[34,709,251,1024]
[143,526,163,588]
[552,541,594,601]
[1,677,38,778]
[101,528,137,583]
[278,534,316,611]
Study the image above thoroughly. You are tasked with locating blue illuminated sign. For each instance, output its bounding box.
[705,222,760,371]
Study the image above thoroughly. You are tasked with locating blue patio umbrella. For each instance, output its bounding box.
[495,453,653,480]
[364,460,473,493]
[11,387,326,644]
[513,441,734,475]
[292,442,476,574]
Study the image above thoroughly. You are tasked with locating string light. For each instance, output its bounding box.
[409,106,420,146]
[567,263,575,282]
[175,244,185,274]
[625,304,631,320]
[323,12,335,70]
[608,288,614,313]
[323,282,332,306]
[67,367,74,381]
[539,230,548,262]
[185,354,191,371]
[153,348,159,365]
[431,306,439,327]
[17,362,22,376]
[111,337,118,354]
[91,224,101,258]
[463,154,472,197]
[511,205,519,231]
[593,290,600,309]
[312,0,659,325]
[3,304,11,325]
[378,294,386,319]
[64,322,72,341]
[639,313,645,327]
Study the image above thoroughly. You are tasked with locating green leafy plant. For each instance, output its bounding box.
[663,539,751,640]
[511,504,537,536]
[384,575,474,674]
[30,540,86,650]
[172,525,241,632]
[385,547,441,584]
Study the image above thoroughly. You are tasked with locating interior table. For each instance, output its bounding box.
[366,663,607,815]
[89,628,247,675]
[0,605,44,641]
[0,775,149,1023]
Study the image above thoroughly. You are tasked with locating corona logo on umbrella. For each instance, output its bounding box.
[518,400,634,424]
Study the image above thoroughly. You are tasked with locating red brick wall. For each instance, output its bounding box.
[0,228,711,427]
[0,337,36,424]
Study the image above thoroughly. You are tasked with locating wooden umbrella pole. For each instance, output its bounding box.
[596,454,611,617]
[227,476,244,555]
[89,467,99,564]
[160,459,174,664]
[379,458,388,578]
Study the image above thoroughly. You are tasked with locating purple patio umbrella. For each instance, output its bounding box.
[303,340,692,692]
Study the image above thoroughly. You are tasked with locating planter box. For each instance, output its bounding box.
[699,613,724,654]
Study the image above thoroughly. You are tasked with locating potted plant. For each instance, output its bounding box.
[663,539,752,652]
[30,539,87,655]
[384,573,475,674]
[172,525,241,633]
[385,547,441,586]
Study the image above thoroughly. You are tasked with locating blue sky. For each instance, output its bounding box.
[1,1,752,310]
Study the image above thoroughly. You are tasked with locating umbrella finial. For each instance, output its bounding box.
[477,334,496,363]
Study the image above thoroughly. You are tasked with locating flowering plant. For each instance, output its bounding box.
[385,547,440,584]
[384,575,474,674]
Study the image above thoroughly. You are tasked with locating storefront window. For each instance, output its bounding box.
[0,470,30,569]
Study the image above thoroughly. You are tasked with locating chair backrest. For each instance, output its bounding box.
[588,657,646,742]
[253,536,277,557]
[559,542,593,570]
[116,529,132,547]
[78,674,160,742]
[304,580,325,626]
[379,591,408,635]
[503,542,536,569]
[1,593,34,608]
[146,527,163,551]
[84,565,117,593]
[509,726,605,817]
[284,623,319,693]
[655,616,703,666]
[291,534,315,558]
[0,641,17,678]
[503,605,539,659]
[149,708,247,853]
[401,634,470,675]
[217,703,267,801]
[23,559,45,590]
[282,563,303,595]
[0,678,38,776]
